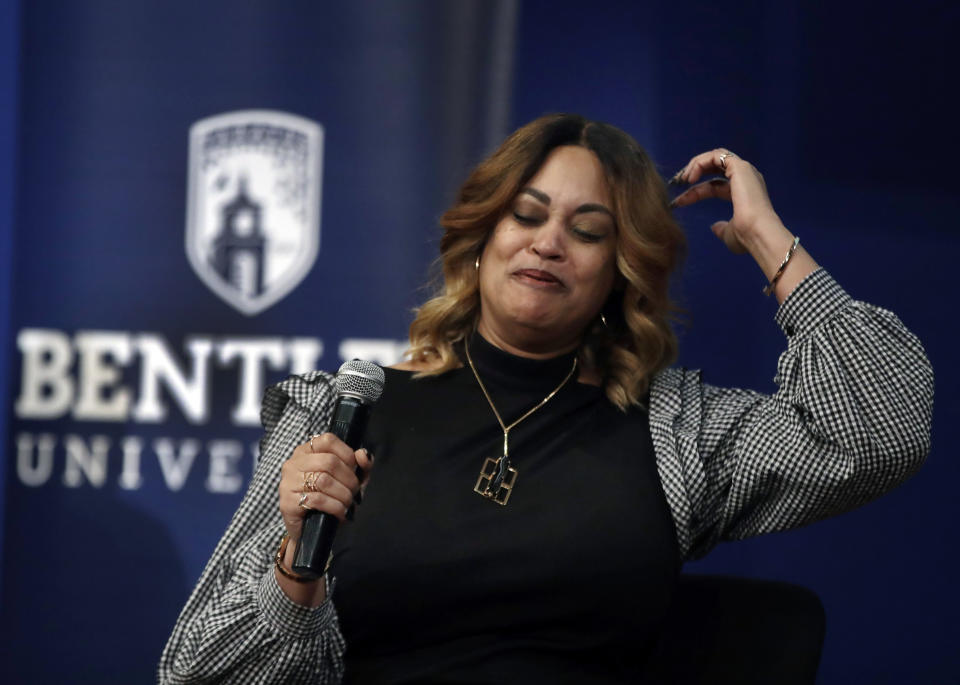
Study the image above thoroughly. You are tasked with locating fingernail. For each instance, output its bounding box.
[667,167,687,186]
[354,488,363,505]
[346,504,355,521]
[668,199,678,209]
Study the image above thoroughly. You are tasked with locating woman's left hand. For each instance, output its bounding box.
[668,148,819,303]
[668,149,785,255]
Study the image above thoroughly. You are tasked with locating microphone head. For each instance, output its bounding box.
[335,360,385,403]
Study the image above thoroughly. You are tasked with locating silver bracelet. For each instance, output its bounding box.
[762,236,800,297]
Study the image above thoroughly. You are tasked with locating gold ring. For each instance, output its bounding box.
[302,471,322,493]
[719,151,736,169]
[298,492,312,510]
[308,434,323,451]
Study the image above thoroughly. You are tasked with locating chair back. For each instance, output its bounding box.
[642,574,826,684]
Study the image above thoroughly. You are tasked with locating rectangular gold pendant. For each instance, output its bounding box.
[473,457,518,505]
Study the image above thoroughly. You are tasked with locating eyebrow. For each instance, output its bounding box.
[519,187,614,219]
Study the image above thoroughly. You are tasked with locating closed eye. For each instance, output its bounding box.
[513,212,540,225]
[573,227,605,242]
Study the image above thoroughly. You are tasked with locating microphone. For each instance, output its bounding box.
[292,359,385,579]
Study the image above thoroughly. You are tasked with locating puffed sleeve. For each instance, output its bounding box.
[648,268,934,561]
[158,371,346,684]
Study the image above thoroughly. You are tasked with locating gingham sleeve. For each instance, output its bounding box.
[649,268,934,561]
[158,372,346,684]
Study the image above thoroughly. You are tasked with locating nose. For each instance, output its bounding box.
[529,220,565,261]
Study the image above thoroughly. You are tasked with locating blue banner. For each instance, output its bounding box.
[1,1,517,681]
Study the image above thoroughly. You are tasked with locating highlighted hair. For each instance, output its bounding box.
[407,114,685,410]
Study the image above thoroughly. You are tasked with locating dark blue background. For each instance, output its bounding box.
[1,1,957,682]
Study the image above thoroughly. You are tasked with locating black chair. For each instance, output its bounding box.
[641,574,826,684]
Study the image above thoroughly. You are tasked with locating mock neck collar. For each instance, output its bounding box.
[462,331,579,393]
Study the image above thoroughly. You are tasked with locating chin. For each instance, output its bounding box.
[511,316,581,346]
[508,307,557,331]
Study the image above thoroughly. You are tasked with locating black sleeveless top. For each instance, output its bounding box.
[331,334,680,683]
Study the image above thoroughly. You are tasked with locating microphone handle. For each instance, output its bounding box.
[291,395,372,579]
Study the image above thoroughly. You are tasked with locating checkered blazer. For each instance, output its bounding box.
[158,268,933,684]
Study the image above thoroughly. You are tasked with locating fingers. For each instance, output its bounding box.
[287,448,359,496]
[279,434,375,530]
[356,448,374,487]
[710,220,749,255]
[281,486,351,522]
[668,148,771,216]
[669,147,782,256]
[670,178,730,209]
[669,148,739,186]
[300,432,357,468]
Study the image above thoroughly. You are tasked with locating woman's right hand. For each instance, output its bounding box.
[274,433,373,605]
[279,433,374,544]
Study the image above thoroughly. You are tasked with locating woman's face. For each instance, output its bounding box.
[477,145,618,357]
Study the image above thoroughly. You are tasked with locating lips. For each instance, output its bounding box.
[514,268,564,287]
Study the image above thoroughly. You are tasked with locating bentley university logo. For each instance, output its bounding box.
[186,110,323,315]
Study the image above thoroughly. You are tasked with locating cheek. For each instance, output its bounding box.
[486,226,526,260]
[583,252,617,296]
[582,270,617,316]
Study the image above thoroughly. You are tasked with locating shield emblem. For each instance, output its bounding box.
[186,110,323,316]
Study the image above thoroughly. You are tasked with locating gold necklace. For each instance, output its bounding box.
[465,339,578,505]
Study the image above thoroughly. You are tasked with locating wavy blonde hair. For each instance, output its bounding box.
[407,114,685,410]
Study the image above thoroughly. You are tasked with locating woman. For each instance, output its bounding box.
[159,114,933,683]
